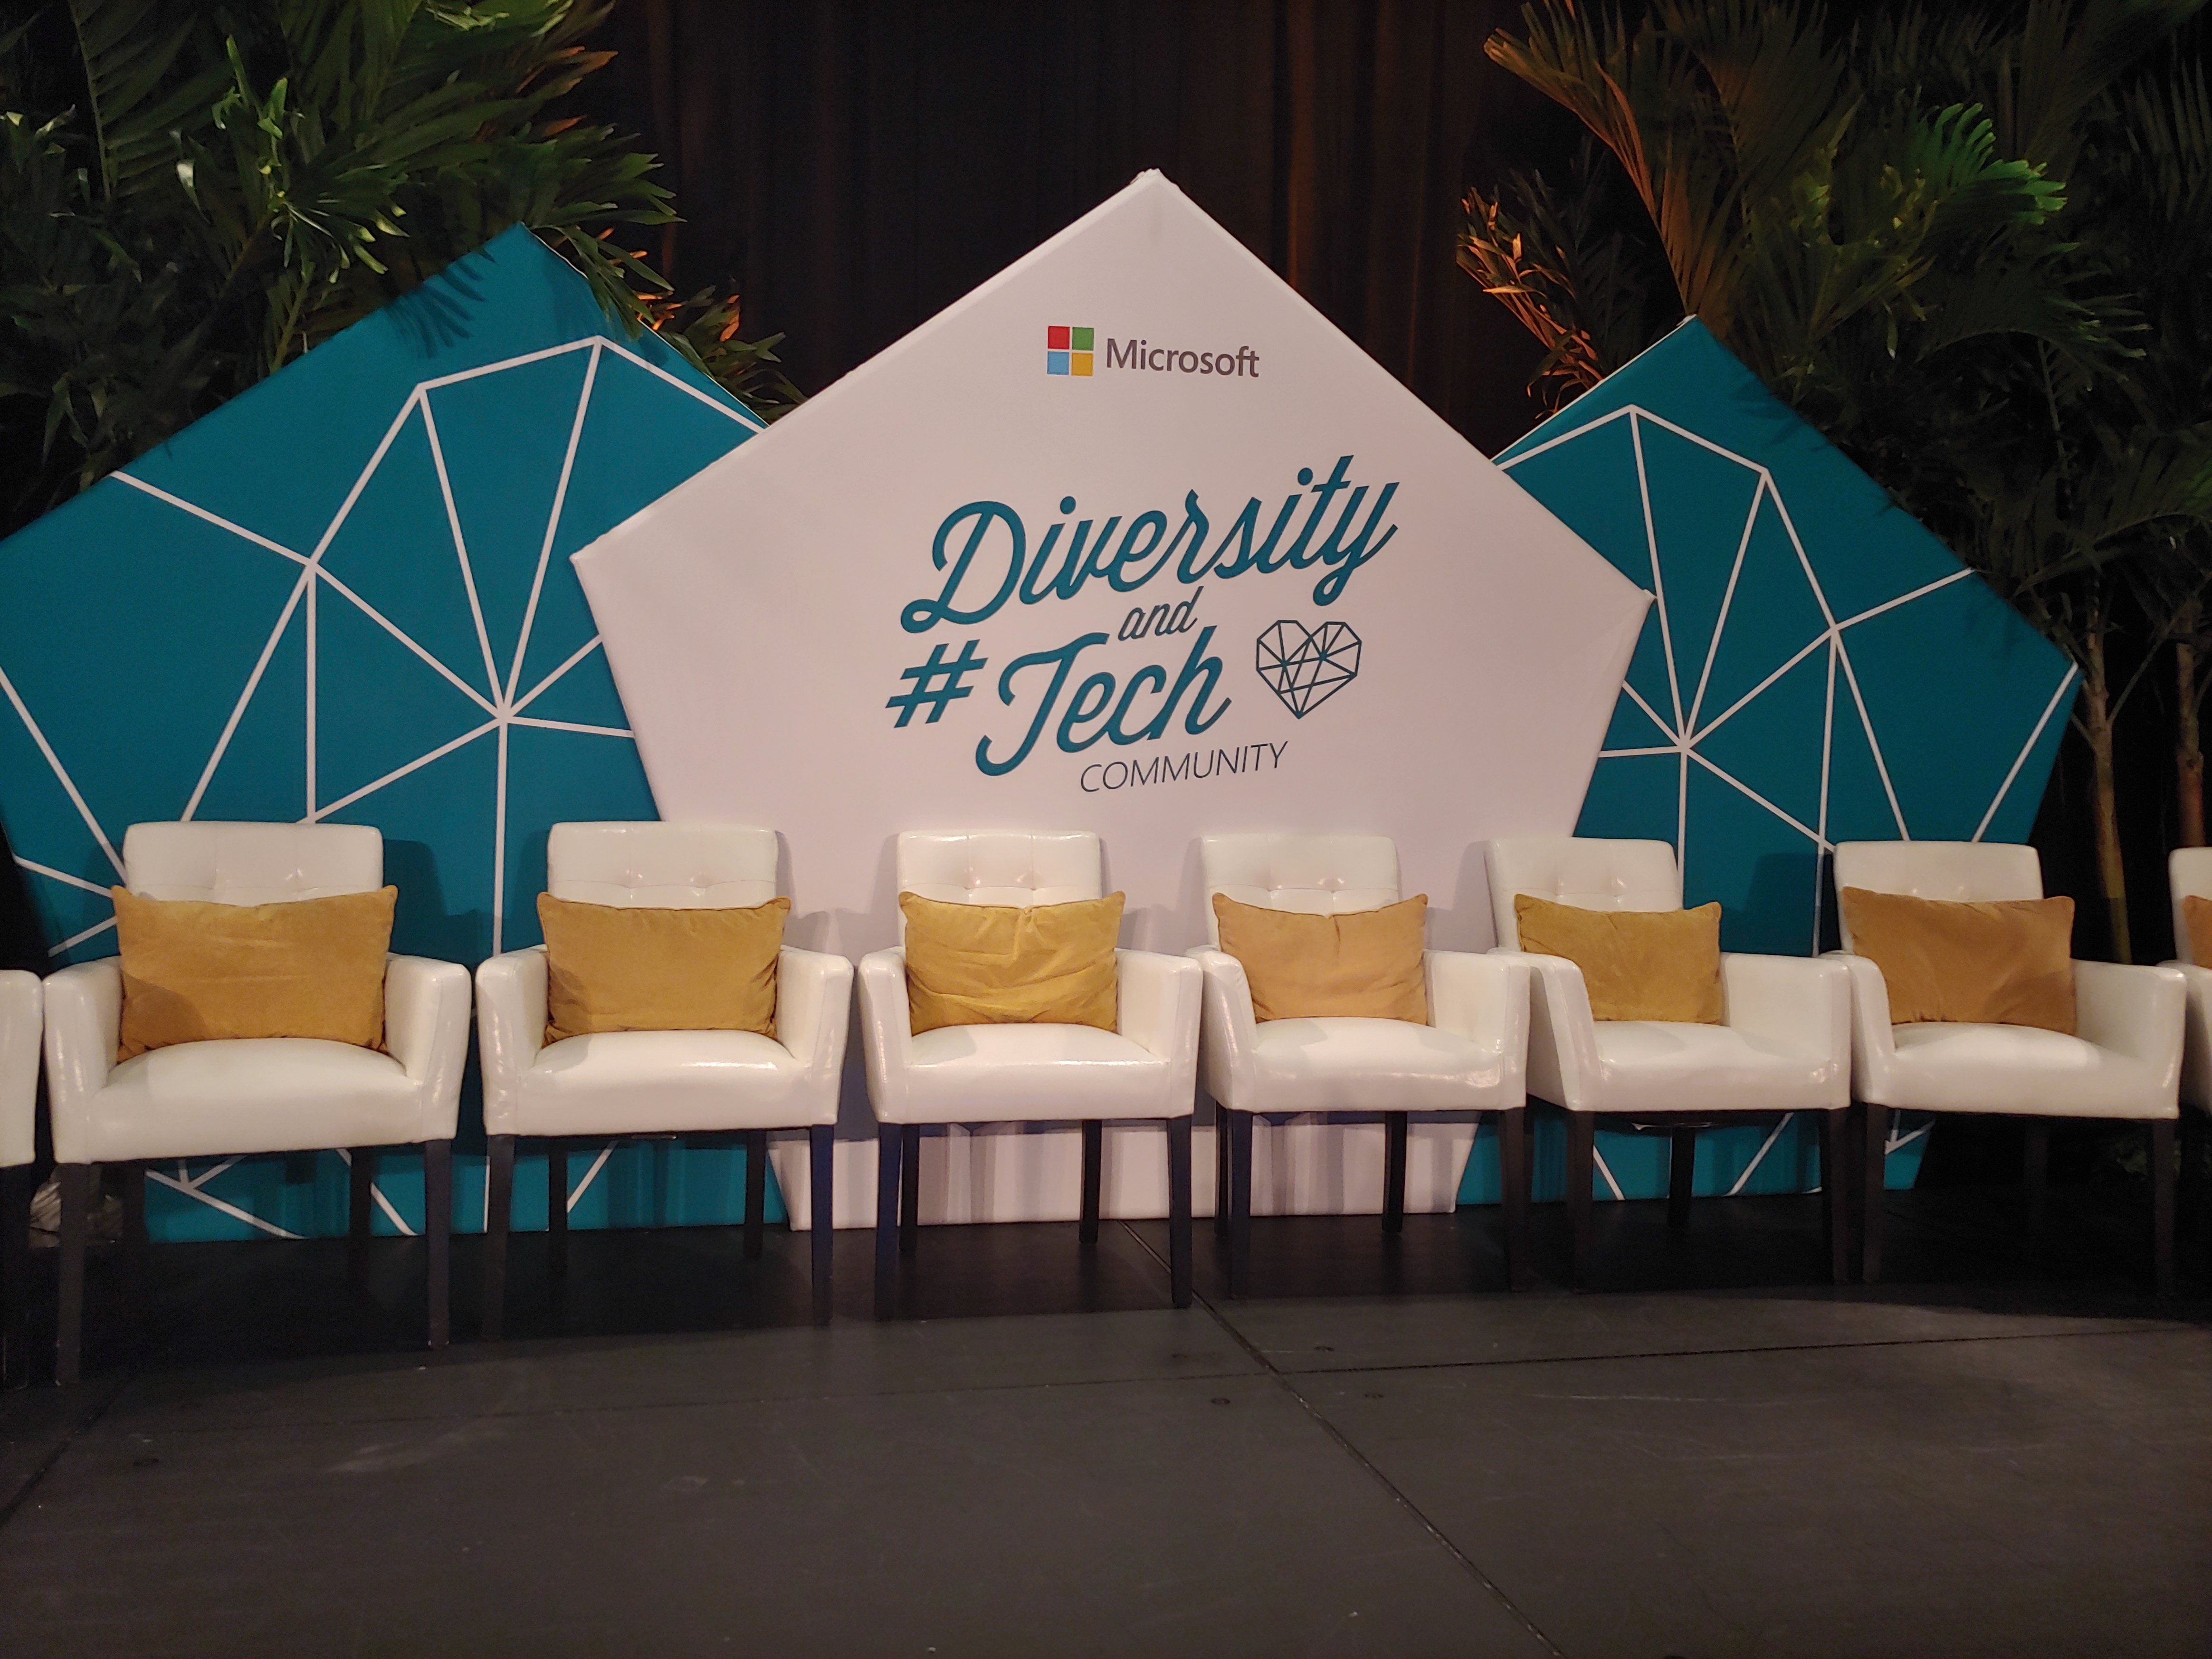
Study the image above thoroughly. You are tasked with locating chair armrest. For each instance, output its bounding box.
[1425,950,1529,1066]
[2074,959,2185,1087]
[1720,952,1850,1068]
[385,954,471,1139]
[857,948,914,1121]
[1826,951,1900,1101]
[1114,948,1201,1083]
[778,945,856,1081]
[1187,948,1259,1109]
[44,959,122,1161]
[0,969,40,1168]
[476,947,549,1136]
[2167,960,2212,1108]
[1487,950,1596,1109]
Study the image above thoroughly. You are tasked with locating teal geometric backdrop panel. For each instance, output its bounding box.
[1464,319,2076,1206]
[0,226,780,1241]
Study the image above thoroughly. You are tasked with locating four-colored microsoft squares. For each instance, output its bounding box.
[1047,324,1094,375]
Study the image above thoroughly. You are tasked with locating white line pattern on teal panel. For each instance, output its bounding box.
[8,337,756,1239]
[1500,404,2079,955]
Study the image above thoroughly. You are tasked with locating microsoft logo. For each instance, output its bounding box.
[1046,325,1094,376]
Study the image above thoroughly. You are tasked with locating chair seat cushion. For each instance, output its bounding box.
[1580,1021,1845,1116]
[82,1038,419,1162]
[1234,1016,1514,1113]
[519,1030,830,1135]
[880,1023,1180,1123]
[1875,1022,2176,1119]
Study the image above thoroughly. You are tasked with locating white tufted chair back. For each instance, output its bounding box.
[1198,834,1400,947]
[2170,847,2212,965]
[1830,841,2043,952]
[1485,836,1680,951]
[124,821,382,904]
[896,832,1102,939]
[547,822,778,909]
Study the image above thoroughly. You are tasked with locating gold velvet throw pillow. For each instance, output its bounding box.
[538,893,789,1044]
[2183,894,2212,971]
[1837,887,2075,1033]
[1211,893,1429,1023]
[1514,895,1724,1023]
[900,890,1123,1034]
[112,886,396,1060]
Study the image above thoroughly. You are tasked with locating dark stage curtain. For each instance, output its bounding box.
[593,0,1568,454]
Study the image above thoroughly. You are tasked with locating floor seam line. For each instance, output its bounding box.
[1259,1319,2198,1377]
[1116,1222,1570,1658]
[0,1371,133,1535]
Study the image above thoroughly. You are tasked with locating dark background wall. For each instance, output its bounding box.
[590,0,1568,455]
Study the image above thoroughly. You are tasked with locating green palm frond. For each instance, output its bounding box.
[66,0,229,198]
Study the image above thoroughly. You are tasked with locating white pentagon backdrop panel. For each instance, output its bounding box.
[576,172,1651,1227]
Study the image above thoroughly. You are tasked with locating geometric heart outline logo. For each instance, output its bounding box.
[1255,618,1361,717]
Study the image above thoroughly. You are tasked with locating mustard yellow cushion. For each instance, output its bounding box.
[1837,887,2074,1032]
[538,893,789,1043]
[1514,895,1724,1022]
[1211,893,1429,1023]
[900,890,1123,1034]
[112,886,396,1060]
[2183,894,2212,973]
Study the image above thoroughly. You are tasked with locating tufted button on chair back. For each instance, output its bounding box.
[547,822,778,910]
[123,821,383,904]
[2168,848,2212,965]
[1830,841,2043,951]
[895,832,1102,938]
[1198,834,1401,947]
[1485,836,1680,951]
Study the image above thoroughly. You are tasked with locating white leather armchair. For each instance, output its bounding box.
[1,967,39,1388]
[1194,835,1531,1296]
[858,831,1200,1318]
[475,823,852,1330]
[1487,837,1851,1287]
[42,823,470,1380]
[1833,840,2182,1290]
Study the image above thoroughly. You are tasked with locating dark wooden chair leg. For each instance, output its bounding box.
[423,1140,451,1351]
[1382,1112,1408,1235]
[2186,1106,2212,1284]
[1499,1107,1531,1290]
[347,1148,377,1292]
[1862,1103,1888,1283]
[1079,1119,1104,1246]
[2151,1116,2176,1297]
[809,1125,834,1325]
[2023,1118,2050,1245]
[1821,1107,1851,1285]
[1227,1109,1254,1299]
[545,1139,568,1280]
[899,1124,921,1257]
[743,1129,768,1261]
[1166,1115,1192,1308]
[57,1163,91,1384]
[2182,1106,2208,1244]
[1667,1127,1696,1230]
[1565,1112,1595,1290]
[482,1135,514,1342]
[874,1122,902,1320]
[1,1163,30,1389]
[1212,1105,1230,1238]
[119,1163,147,1330]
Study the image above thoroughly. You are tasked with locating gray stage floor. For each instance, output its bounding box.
[1,1183,2207,1658]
